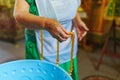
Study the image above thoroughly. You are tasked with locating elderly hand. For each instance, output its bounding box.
[73,12,89,41]
[45,18,70,42]
[74,20,89,41]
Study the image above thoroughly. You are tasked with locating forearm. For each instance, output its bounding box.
[73,12,82,23]
[73,12,89,31]
[14,0,49,30]
[14,11,47,30]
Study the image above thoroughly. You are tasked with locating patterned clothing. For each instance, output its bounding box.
[25,0,80,80]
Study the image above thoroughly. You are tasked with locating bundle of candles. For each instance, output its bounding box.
[39,30,75,75]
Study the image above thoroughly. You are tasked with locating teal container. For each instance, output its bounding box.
[0,60,72,80]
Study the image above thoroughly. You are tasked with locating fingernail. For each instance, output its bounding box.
[82,32,87,37]
[79,37,82,41]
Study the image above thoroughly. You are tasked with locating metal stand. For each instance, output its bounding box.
[96,20,120,70]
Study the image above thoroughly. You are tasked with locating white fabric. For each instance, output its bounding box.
[35,0,80,64]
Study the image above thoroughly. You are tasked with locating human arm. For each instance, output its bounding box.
[13,0,70,42]
[73,12,89,41]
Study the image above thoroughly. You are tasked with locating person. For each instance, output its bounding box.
[14,0,89,80]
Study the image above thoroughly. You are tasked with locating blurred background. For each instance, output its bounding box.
[0,0,120,80]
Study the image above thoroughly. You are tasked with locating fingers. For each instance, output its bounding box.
[79,24,88,31]
[78,21,89,31]
[78,31,87,41]
[82,31,87,38]
[46,19,71,42]
[49,25,70,42]
[82,24,89,31]
[61,26,70,35]
[56,34,67,42]
[60,26,70,38]
[76,25,87,41]
[75,21,89,41]
[52,32,69,42]
[56,26,70,42]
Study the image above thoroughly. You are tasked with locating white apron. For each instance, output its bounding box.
[35,0,81,64]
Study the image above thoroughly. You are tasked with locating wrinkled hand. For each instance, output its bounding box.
[45,18,70,42]
[74,20,89,41]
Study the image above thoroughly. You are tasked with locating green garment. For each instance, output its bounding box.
[25,0,79,80]
[60,58,79,80]
[25,0,39,59]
